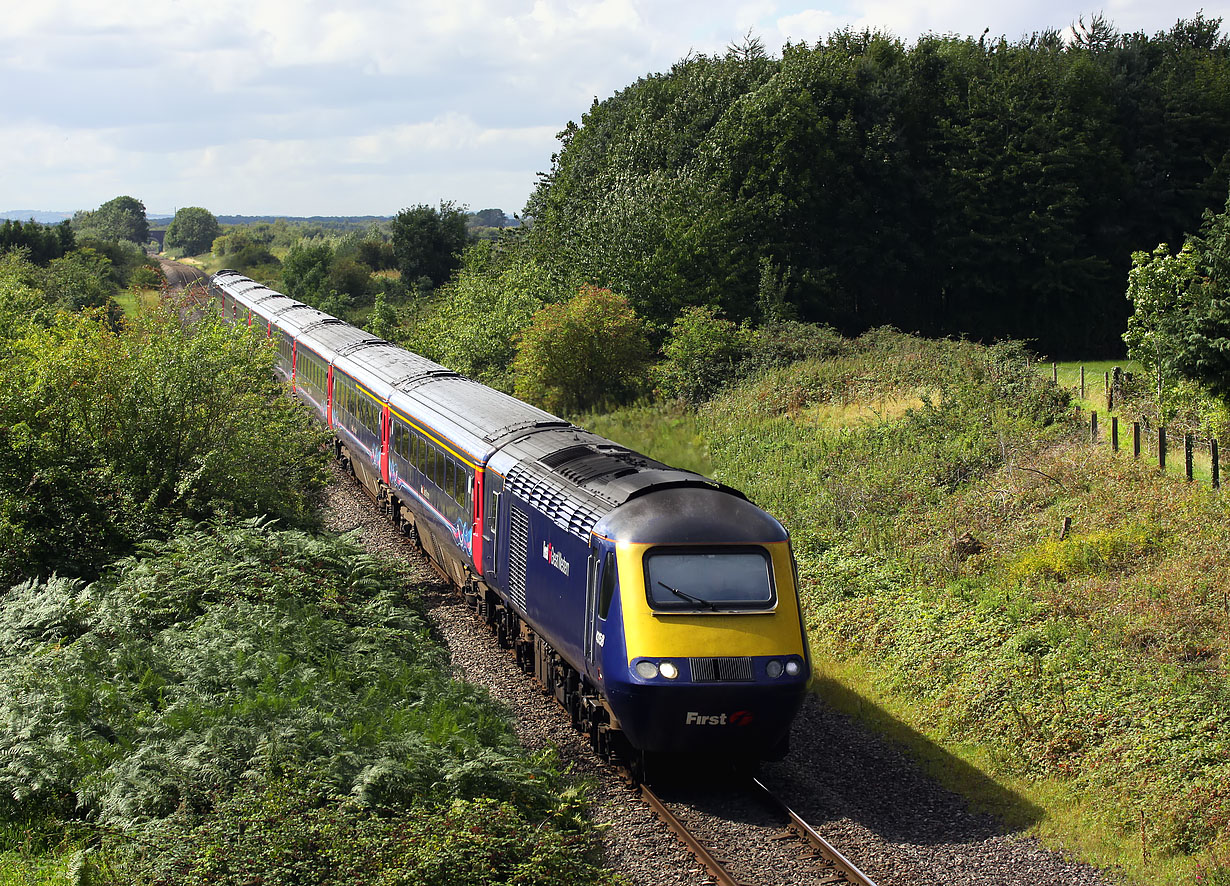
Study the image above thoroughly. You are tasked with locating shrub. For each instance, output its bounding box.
[514,286,650,414]
[0,303,330,584]
[407,243,552,389]
[652,305,747,404]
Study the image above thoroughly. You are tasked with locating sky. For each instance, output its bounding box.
[2,0,1228,219]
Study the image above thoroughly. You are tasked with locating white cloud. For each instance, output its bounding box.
[3,0,1228,215]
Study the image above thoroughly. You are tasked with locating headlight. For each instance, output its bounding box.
[785,660,802,676]
[765,660,784,678]
[635,660,659,679]
[659,661,679,679]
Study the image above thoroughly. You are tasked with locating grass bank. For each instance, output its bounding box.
[592,331,1230,885]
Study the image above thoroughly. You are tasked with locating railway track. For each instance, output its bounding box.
[636,775,878,886]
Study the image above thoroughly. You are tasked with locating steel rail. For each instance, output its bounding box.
[638,782,750,886]
[750,776,879,886]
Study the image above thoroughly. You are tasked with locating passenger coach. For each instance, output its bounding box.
[209,270,811,765]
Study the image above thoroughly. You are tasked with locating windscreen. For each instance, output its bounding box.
[644,547,775,612]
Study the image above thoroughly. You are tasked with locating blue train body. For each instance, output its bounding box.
[209,270,810,762]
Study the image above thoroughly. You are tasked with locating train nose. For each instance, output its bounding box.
[607,680,807,756]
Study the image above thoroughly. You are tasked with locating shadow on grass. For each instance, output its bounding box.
[760,680,1045,845]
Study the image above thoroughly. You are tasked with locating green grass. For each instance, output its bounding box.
[1045,360,1225,486]
[1041,359,1144,408]
[575,401,714,476]
[588,334,1230,885]
[112,287,160,318]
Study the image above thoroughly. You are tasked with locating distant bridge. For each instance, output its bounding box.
[148,230,166,250]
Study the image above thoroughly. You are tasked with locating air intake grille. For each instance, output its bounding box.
[690,657,754,682]
[507,507,529,610]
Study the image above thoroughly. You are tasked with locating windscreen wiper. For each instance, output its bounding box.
[658,581,718,611]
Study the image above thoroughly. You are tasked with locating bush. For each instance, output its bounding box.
[402,241,577,390]
[514,286,650,414]
[652,305,747,404]
[0,302,330,584]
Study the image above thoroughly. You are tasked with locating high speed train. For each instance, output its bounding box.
[208,270,810,766]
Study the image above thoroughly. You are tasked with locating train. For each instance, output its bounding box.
[207,270,810,768]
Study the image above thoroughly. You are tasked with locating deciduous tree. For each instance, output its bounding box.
[72,195,150,245]
[390,202,470,289]
[165,207,221,255]
[1124,243,1202,418]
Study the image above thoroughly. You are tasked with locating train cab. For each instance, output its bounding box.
[590,486,810,758]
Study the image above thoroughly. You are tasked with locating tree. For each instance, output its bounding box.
[165,207,221,255]
[365,291,399,341]
[473,208,508,228]
[513,286,650,414]
[281,242,335,307]
[1123,243,1202,418]
[1174,196,1230,402]
[389,202,470,289]
[43,248,120,318]
[72,196,150,244]
[0,220,73,264]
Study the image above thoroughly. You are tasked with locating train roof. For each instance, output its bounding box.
[208,270,752,540]
[494,426,738,539]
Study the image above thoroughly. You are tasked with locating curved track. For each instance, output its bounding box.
[157,256,206,291]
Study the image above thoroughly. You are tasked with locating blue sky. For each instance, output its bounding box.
[2,1,1226,218]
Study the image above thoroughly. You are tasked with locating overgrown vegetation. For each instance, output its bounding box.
[0,283,330,586]
[597,329,1230,883]
[0,522,617,886]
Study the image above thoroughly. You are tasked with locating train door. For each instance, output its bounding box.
[584,540,616,677]
[482,470,504,583]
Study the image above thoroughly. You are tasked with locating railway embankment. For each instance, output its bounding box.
[594,328,1230,885]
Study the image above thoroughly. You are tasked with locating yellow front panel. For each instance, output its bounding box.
[617,541,806,662]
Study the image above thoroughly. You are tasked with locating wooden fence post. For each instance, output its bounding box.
[1159,427,1167,471]
[1091,411,1098,444]
[1133,422,1141,459]
[1052,361,1058,383]
[1214,439,1221,489]
[1112,416,1119,452]
[1080,365,1086,400]
[1186,433,1194,482]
